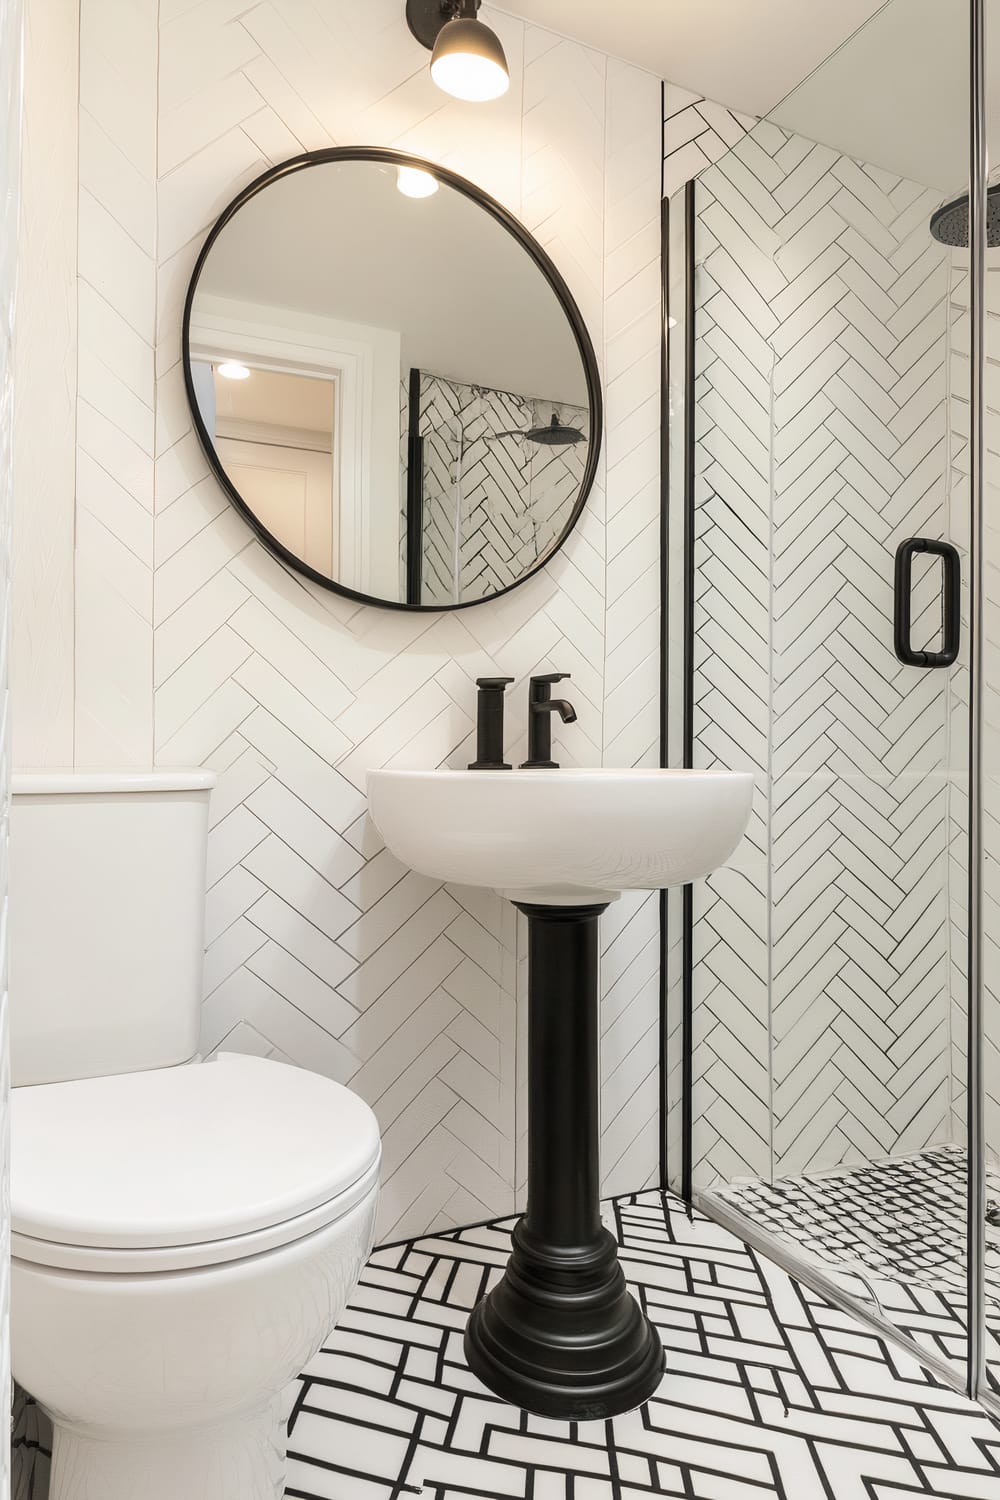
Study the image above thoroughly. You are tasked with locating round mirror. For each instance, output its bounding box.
[183,148,602,611]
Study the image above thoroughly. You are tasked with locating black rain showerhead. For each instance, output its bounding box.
[493,414,587,446]
[929,182,1000,246]
[526,416,586,446]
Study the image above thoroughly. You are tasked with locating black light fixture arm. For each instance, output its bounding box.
[406,0,479,49]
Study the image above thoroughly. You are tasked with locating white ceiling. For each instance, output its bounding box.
[216,369,335,434]
[198,159,588,406]
[492,0,887,118]
[496,0,1000,197]
[772,0,1000,192]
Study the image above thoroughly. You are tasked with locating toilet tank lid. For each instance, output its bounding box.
[13,768,217,795]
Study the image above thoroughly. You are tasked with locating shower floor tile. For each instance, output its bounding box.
[707,1145,1000,1387]
[286,1190,1000,1499]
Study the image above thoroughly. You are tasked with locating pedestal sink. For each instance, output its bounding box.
[367,768,752,1421]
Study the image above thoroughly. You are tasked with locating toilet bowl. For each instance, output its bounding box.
[9,771,382,1500]
[12,1055,380,1500]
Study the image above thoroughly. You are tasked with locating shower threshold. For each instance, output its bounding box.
[699,1145,1000,1408]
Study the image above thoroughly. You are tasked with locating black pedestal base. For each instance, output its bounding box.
[464,1220,665,1421]
[464,900,665,1421]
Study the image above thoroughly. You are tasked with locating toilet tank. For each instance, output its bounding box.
[10,770,216,1087]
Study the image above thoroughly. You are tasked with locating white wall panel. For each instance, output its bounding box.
[1,0,23,1490]
[74,0,156,766]
[11,0,76,766]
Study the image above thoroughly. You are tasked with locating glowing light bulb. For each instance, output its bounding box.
[397,165,439,198]
[217,361,251,381]
[431,51,508,101]
[430,17,509,103]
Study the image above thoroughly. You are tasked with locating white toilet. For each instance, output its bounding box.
[9,770,381,1500]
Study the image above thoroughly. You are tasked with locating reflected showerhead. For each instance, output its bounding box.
[525,415,586,446]
[494,414,587,446]
[929,182,1000,246]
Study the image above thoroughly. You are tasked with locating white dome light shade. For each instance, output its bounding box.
[217,360,251,380]
[430,17,510,102]
[397,165,439,198]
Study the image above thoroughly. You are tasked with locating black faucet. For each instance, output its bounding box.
[520,673,577,768]
[469,677,515,769]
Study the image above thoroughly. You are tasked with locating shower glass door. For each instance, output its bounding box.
[979,0,999,1409]
[667,0,987,1397]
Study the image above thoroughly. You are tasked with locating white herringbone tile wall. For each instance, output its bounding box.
[685,116,955,1188]
[662,84,753,201]
[13,2,664,1240]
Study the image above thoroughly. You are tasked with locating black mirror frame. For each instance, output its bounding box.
[182,145,604,613]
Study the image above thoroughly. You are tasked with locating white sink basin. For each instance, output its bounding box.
[367,768,753,905]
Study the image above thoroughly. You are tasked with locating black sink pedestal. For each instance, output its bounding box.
[463,901,665,1421]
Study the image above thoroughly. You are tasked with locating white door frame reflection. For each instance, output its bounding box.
[189,296,401,599]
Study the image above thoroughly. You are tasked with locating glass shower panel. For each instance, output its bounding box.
[686,156,771,1195]
[673,0,975,1389]
[664,192,691,1190]
[418,385,464,606]
[979,0,1000,1411]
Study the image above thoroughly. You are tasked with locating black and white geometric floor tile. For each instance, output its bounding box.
[709,1147,1000,1383]
[286,1190,1000,1499]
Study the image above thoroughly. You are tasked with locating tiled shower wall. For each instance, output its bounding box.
[0,0,22,1486]
[11,0,664,1240]
[412,372,587,606]
[670,104,956,1190]
[417,373,587,605]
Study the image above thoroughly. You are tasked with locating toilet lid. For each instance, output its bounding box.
[12,1055,381,1254]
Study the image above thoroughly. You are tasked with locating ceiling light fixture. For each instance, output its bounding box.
[406,0,510,103]
[397,164,439,198]
[217,360,251,380]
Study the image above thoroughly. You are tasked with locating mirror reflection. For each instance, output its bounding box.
[185,152,599,609]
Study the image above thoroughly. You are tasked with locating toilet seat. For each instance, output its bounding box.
[12,1054,381,1273]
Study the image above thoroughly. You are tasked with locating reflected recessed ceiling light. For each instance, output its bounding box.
[397,165,439,198]
[217,361,251,380]
[406,0,509,104]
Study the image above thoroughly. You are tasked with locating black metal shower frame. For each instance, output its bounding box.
[656,121,696,1200]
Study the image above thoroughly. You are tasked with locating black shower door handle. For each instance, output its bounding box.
[893,537,960,667]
